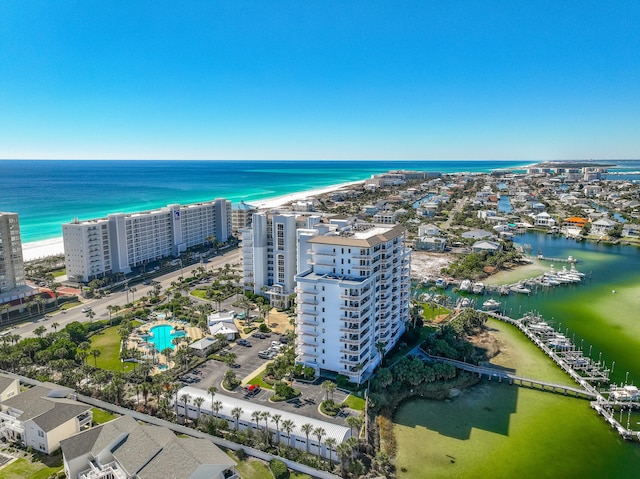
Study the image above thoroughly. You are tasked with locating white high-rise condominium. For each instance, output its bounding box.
[295,223,411,384]
[0,212,26,295]
[63,199,231,282]
[241,212,325,308]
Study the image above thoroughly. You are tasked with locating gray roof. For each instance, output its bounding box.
[1,385,54,412]
[61,415,235,479]
[461,229,493,239]
[0,374,17,394]
[30,398,91,432]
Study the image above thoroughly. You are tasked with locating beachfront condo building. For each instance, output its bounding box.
[63,199,231,282]
[0,212,27,299]
[231,201,258,236]
[241,211,329,308]
[295,223,411,384]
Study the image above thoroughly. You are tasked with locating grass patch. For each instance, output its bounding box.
[290,473,314,479]
[52,269,66,277]
[0,457,63,479]
[190,289,208,300]
[227,452,274,479]
[92,407,118,424]
[342,394,366,411]
[89,326,135,372]
[422,304,451,321]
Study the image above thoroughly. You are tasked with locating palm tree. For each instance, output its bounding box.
[281,419,295,448]
[49,282,60,307]
[207,385,218,409]
[251,410,262,432]
[321,380,337,402]
[325,437,337,464]
[193,396,205,425]
[180,393,191,422]
[34,325,47,339]
[1,303,10,324]
[211,400,222,418]
[336,443,351,474]
[301,423,314,453]
[313,427,326,461]
[271,413,282,445]
[90,348,101,367]
[231,406,243,431]
[260,411,271,443]
[346,415,363,438]
[51,321,60,333]
[86,309,96,322]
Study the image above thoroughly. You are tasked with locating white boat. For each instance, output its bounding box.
[569,264,585,277]
[472,282,485,294]
[459,279,472,292]
[498,285,511,295]
[458,297,473,308]
[435,278,448,288]
[510,284,531,294]
[608,385,640,402]
[482,299,501,311]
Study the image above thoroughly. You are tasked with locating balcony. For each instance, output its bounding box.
[339,356,360,366]
[296,308,318,317]
[308,249,335,256]
[79,461,127,479]
[341,336,361,346]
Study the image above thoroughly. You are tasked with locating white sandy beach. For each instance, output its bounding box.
[21,179,366,261]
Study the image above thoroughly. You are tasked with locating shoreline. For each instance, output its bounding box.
[22,179,365,262]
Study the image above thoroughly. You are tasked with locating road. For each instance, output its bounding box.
[13,248,241,339]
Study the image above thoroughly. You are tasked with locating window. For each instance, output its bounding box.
[38,430,44,438]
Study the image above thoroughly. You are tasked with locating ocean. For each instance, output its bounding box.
[1,159,532,245]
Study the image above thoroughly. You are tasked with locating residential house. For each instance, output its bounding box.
[418,223,440,237]
[414,236,446,252]
[471,241,501,254]
[531,212,556,227]
[60,415,237,479]
[0,381,92,454]
[591,218,618,236]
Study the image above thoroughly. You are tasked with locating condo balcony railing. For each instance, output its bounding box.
[308,249,335,256]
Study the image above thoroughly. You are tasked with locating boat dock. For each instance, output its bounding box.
[536,254,577,263]
[484,311,640,441]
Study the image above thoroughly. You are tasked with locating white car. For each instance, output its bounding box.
[81,306,92,313]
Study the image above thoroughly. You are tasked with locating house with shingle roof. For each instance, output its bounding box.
[0,380,92,454]
[60,415,237,479]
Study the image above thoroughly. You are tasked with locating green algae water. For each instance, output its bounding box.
[396,234,640,477]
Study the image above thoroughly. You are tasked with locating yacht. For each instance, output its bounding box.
[459,279,472,292]
[510,284,531,294]
[472,282,485,294]
[482,299,501,311]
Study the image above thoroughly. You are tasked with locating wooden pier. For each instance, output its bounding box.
[536,254,577,263]
[416,351,597,400]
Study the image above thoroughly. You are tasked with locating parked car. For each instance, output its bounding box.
[246,384,261,396]
[237,339,252,347]
[252,332,266,339]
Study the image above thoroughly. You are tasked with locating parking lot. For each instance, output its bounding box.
[183,332,356,424]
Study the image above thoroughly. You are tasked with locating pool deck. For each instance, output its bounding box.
[125,319,204,374]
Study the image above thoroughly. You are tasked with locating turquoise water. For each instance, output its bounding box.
[2,159,531,243]
[147,324,185,351]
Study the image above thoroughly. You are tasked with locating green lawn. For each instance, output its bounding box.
[225,451,314,479]
[422,304,451,321]
[92,407,118,424]
[89,326,135,372]
[52,269,66,277]
[246,373,274,390]
[190,289,208,299]
[342,394,366,411]
[0,457,63,479]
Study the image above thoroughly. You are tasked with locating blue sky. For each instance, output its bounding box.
[1,1,639,160]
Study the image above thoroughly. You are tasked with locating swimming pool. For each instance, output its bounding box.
[147,324,186,352]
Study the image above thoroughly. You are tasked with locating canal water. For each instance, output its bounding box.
[396,233,640,477]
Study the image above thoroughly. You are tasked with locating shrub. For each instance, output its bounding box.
[259,323,271,333]
[269,459,289,479]
[273,383,298,400]
[320,399,342,417]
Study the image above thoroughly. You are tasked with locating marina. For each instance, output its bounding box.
[483,310,640,441]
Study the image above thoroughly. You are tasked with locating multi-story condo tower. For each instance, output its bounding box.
[0,212,26,295]
[231,201,258,236]
[295,223,411,384]
[63,199,231,282]
[241,211,325,308]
